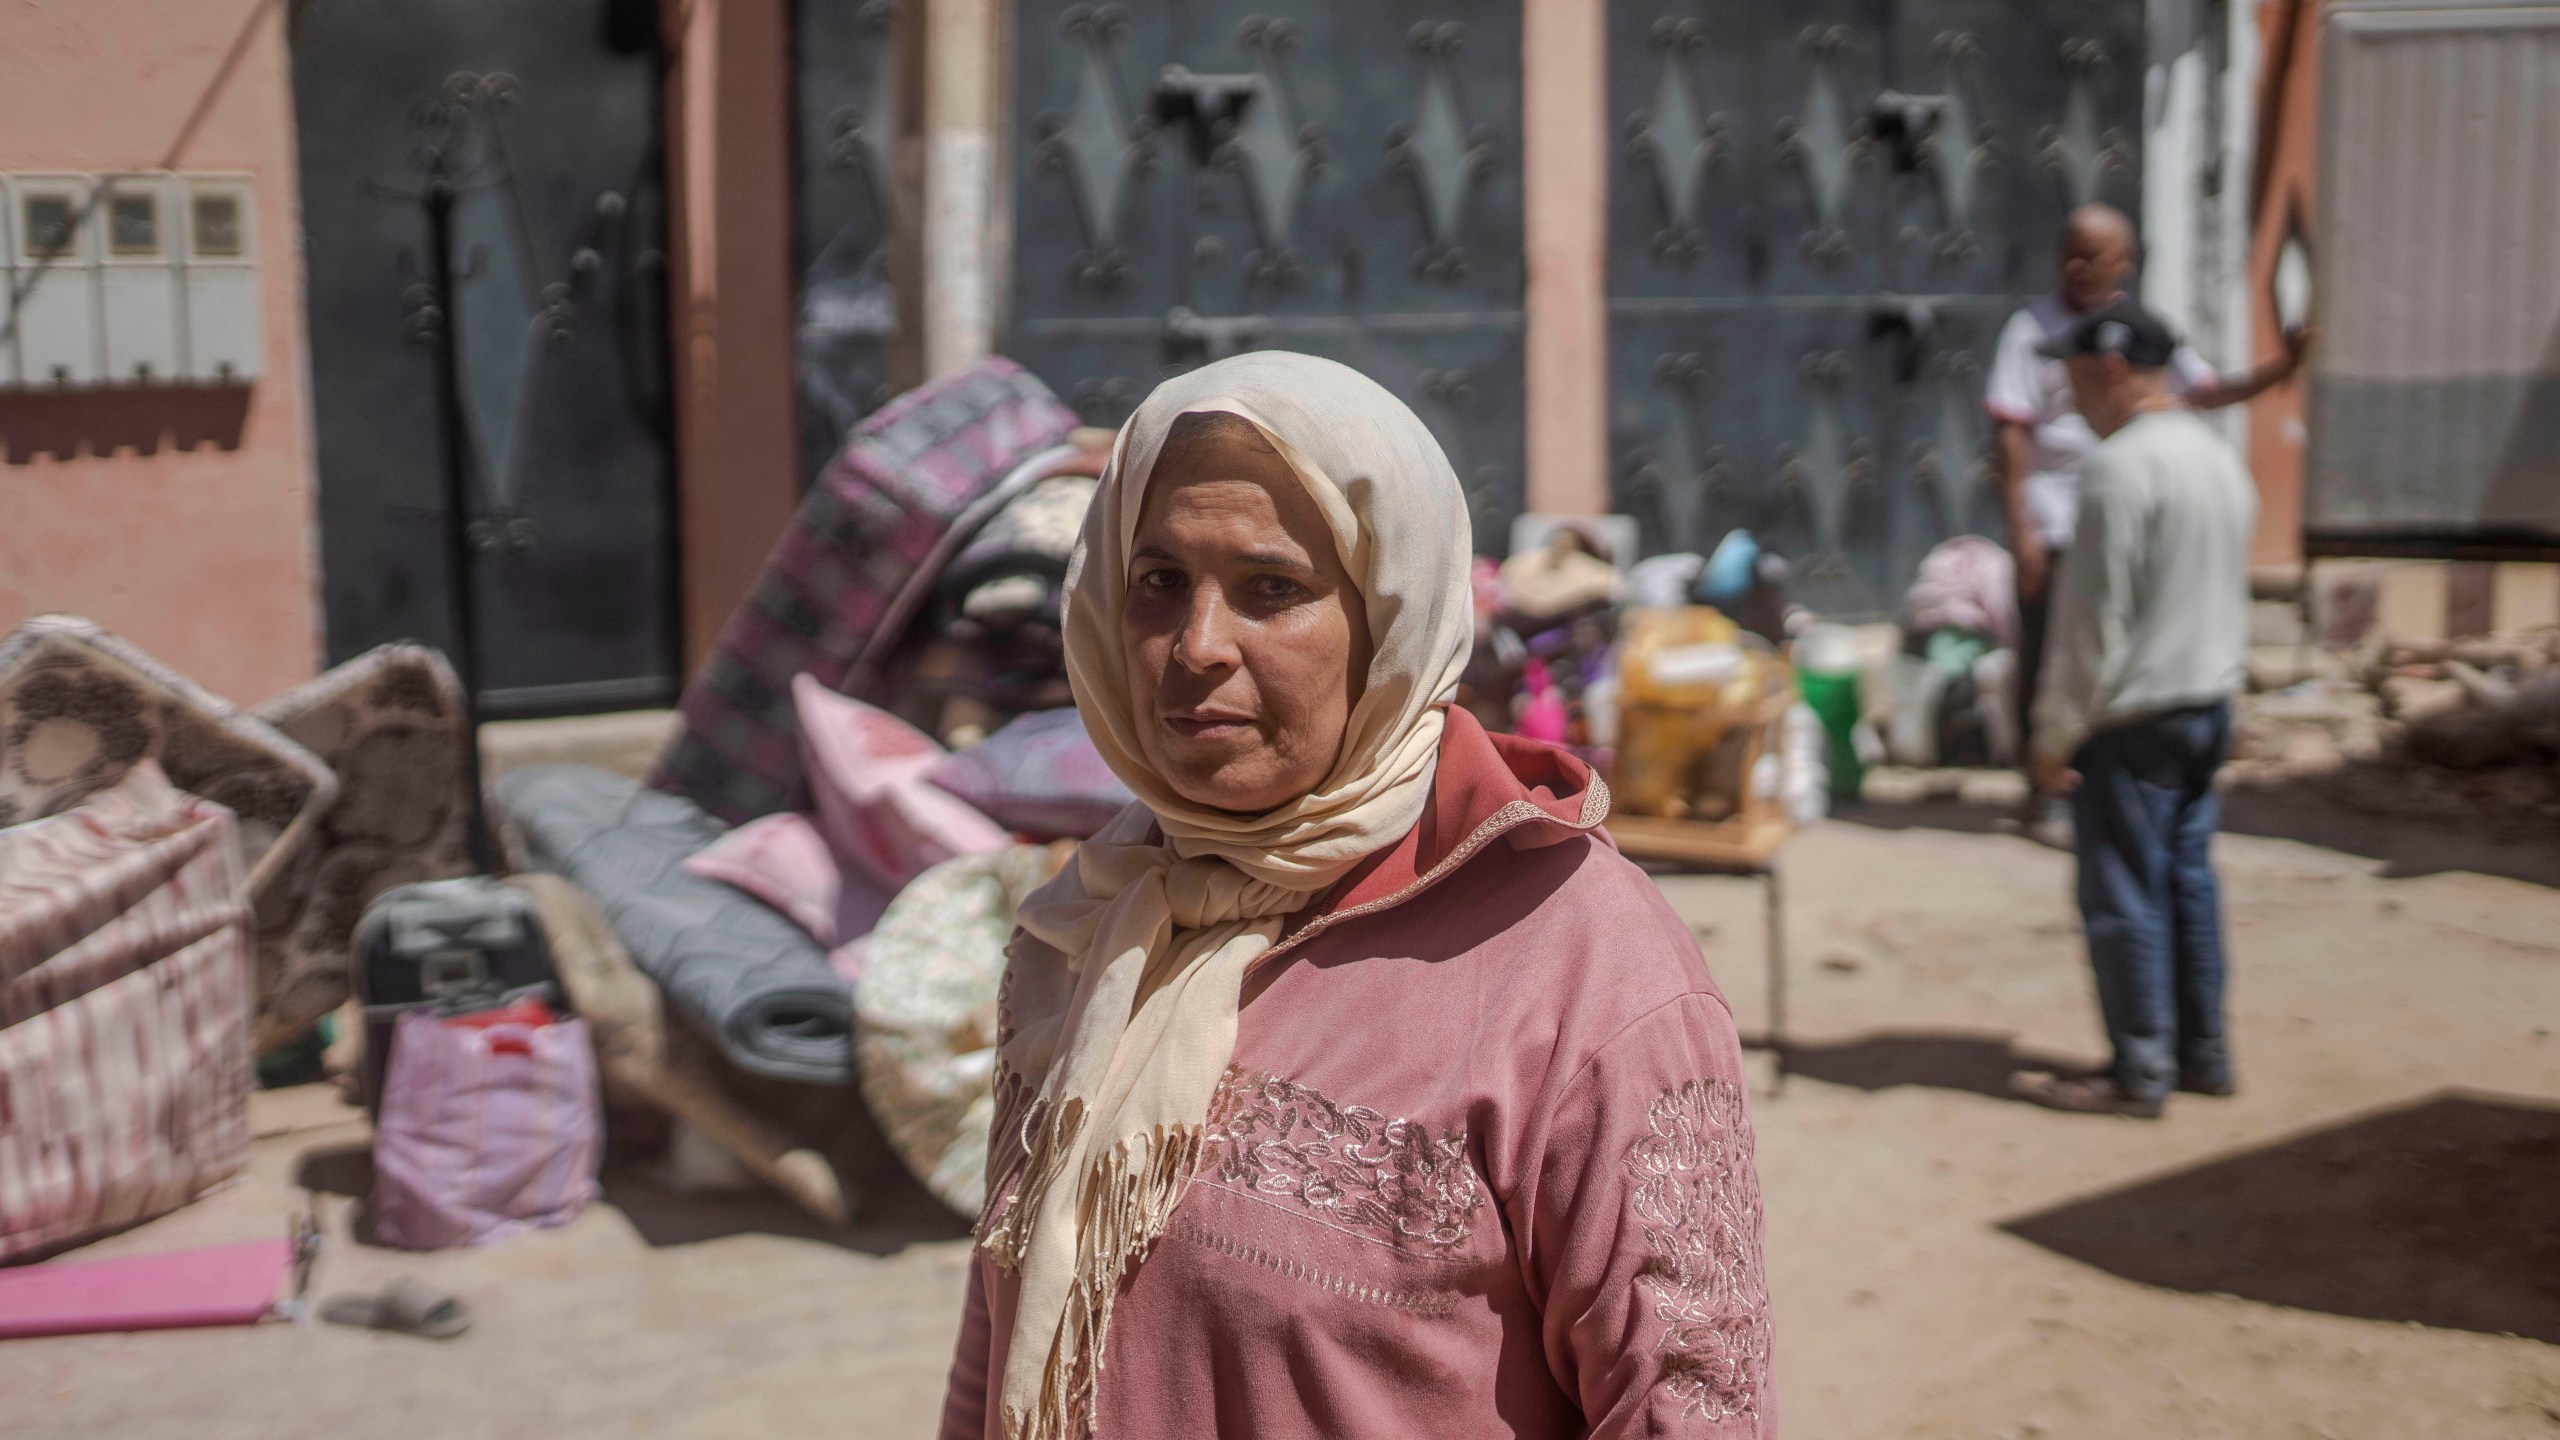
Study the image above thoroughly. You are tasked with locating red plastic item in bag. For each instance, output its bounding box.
[441,996,559,1052]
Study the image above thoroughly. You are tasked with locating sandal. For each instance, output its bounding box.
[319,1278,470,1339]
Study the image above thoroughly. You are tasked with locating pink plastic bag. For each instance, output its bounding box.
[372,1008,601,1250]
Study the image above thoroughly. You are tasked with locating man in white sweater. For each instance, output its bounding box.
[2019,299,2257,1118]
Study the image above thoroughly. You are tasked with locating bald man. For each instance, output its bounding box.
[1986,204,2306,844]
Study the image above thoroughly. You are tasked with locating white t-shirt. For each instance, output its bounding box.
[1984,295,2217,546]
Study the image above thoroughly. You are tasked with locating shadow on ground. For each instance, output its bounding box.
[2002,1091,2560,1342]
[601,1158,970,1255]
[1762,1028,2092,1102]
[2218,776,2560,888]
[293,1137,971,1257]
[1829,796,2017,838]
[1833,774,2560,889]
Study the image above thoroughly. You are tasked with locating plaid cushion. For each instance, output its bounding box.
[652,359,1078,826]
[0,763,255,1261]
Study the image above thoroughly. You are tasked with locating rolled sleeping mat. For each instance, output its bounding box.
[494,764,852,1085]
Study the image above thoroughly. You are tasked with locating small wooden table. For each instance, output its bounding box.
[1604,812,1794,1091]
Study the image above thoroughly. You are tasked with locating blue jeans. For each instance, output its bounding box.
[2071,703,2233,1102]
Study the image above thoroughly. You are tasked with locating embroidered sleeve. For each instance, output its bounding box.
[1622,1079,1770,1424]
[1519,992,1774,1438]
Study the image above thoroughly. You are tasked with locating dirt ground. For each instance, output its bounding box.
[5,778,2558,1440]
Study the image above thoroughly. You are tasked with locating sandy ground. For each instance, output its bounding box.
[5,783,2557,1439]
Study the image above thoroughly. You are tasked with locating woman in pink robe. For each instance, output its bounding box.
[941,353,1772,1440]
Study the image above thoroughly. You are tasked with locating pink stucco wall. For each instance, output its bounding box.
[0,0,321,706]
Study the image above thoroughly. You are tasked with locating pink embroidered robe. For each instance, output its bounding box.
[941,709,1775,1438]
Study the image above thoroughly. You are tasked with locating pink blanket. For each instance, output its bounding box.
[1,763,255,1261]
[0,1237,289,1339]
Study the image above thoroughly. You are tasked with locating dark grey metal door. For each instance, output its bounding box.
[1608,1,2147,615]
[292,0,678,716]
[1009,1,1526,552]
[794,0,903,483]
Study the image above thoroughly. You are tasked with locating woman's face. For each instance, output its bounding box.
[1122,415,1371,814]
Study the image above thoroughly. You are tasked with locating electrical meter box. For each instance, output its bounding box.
[0,189,17,387]
[7,174,102,387]
[100,173,183,384]
[180,176,260,384]
[0,172,261,390]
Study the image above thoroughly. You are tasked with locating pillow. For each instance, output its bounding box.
[682,812,891,949]
[794,675,1008,888]
[922,708,1134,842]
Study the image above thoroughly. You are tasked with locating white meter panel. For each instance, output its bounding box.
[180,176,259,383]
[99,173,182,384]
[8,174,102,386]
[0,189,16,386]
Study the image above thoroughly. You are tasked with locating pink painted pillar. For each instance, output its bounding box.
[663,0,804,678]
[1523,0,1610,519]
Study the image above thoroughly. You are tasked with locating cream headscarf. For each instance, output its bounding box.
[979,352,1474,1439]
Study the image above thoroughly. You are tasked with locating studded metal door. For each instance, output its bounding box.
[1009,1,1526,552]
[1608,1,2147,616]
[291,0,678,716]
[795,0,902,483]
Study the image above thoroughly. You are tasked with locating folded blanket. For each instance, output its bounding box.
[922,707,1133,841]
[495,765,851,1085]
[652,360,1080,826]
[1,763,255,1261]
[937,473,1097,628]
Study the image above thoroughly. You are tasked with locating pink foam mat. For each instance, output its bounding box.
[0,1237,290,1339]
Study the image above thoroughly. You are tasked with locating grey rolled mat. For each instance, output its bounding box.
[495,764,851,1084]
